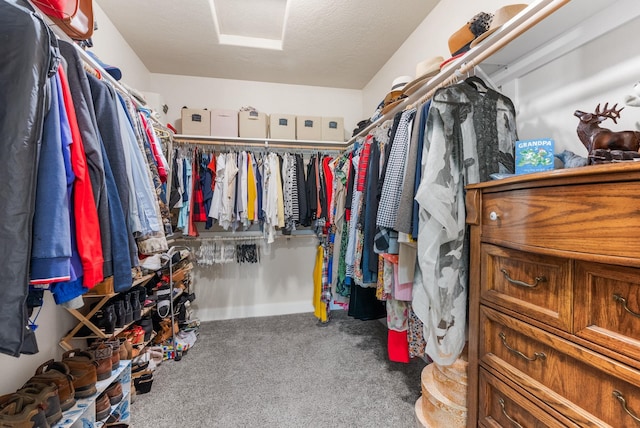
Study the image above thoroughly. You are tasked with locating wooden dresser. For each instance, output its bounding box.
[466,163,640,427]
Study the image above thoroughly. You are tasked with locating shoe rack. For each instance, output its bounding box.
[59,274,157,352]
[52,359,131,428]
[59,255,194,352]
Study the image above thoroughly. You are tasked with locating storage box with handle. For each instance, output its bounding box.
[296,115,322,141]
[321,116,345,141]
[181,108,211,136]
[269,114,296,140]
[211,109,238,137]
[239,110,268,138]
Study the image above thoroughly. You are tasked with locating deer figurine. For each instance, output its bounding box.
[574,103,640,163]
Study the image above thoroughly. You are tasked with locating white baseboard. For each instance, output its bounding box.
[194,300,314,322]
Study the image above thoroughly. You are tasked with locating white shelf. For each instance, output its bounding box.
[484,0,640,85]
[53,360,132,428]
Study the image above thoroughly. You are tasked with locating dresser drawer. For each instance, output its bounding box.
[481,184,640,258]
[575,261,640,367]
[481,244,573,331]
[480,306,640,427]
[479,368,569,428]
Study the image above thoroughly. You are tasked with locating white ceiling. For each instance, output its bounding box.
[95,0,440,89]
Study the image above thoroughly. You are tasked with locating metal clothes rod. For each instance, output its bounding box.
[345,0,571,148]
[174,136,345,152]
[175,233,316,242]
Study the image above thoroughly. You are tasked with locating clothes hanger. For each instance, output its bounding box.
[465,75,491,93]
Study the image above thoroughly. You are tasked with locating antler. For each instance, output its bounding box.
[595,102,624,124]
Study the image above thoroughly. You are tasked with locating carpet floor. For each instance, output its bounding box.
[131,311,426,427]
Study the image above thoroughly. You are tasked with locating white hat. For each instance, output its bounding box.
[403,56,445,96]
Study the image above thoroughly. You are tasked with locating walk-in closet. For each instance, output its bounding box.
[2,0,640,426]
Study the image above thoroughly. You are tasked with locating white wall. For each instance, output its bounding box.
[0,294,77,394]
[362,0,515,116]
[515,14,640,155]
[149,73,363,138]
[90,2,151,91]
[191,237,317,321]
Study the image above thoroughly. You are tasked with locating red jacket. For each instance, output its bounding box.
[58,67,104,287]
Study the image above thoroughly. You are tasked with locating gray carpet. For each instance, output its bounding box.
[131,311,426,427]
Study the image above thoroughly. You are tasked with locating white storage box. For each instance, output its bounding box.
[211,109,238,137]
[181,108,211,135]
[269,114,296,140]
[239,110,268,138]
[321,117,345,141]
[296,116,322,141]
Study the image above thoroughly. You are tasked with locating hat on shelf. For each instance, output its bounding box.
[381,75,412,115]
[439,52,465,72]
[402,56,445,96]
[470,4,528,48]
[448,11,493,57]
[86,51,122,81]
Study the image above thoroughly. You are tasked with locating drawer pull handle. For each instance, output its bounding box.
[499,398,524,428]
[613,294,640,318]
[499,332,547,362]
[489,211,500,221]
[613,390,640,423]
[500,269,546,289]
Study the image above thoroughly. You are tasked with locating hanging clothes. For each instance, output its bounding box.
[0,0,58,356]
[87,73,138,267]
[59,41,112,279]
[414,77,517,366]
[59,66,104,288]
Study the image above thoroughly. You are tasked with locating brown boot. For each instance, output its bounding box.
[28,360,76,411]
[17,382,62,426]
[62,350,98,398]
[86,343,113,381]
[95,392,111,421]
[105,382,123,405]
[0,393,49,428]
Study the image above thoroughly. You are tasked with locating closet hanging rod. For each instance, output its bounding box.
[345,0,571,147]
[175,233,316,242]
[173,135,346,152]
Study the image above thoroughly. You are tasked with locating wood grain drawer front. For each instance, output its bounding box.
[575,261,640,366]
[481,244,572,331]
[479,368,569,428]
[480,306,640,427]
[481,184,640,258]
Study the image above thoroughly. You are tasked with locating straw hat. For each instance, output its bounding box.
[448,12,493,56]
[470,4,528,47]
[380,75,411,115]
[403,56,445,96]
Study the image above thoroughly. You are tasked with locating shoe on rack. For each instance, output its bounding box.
[129,289,141,322]
[105,411,120,424]
[85,343,113,381]
[133,373,153,395]
[95,392,111,421]
[93,339,121,371]
[105,382,123,406]
[28,360,76,411]
[131,361,149,375]
[123,296,133,325]
[118,337,133,360]
[137,316,154,342]
[17,382,62,426]
[0,393,49,428]
[61,350,99,398]
[112,299,126,329]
